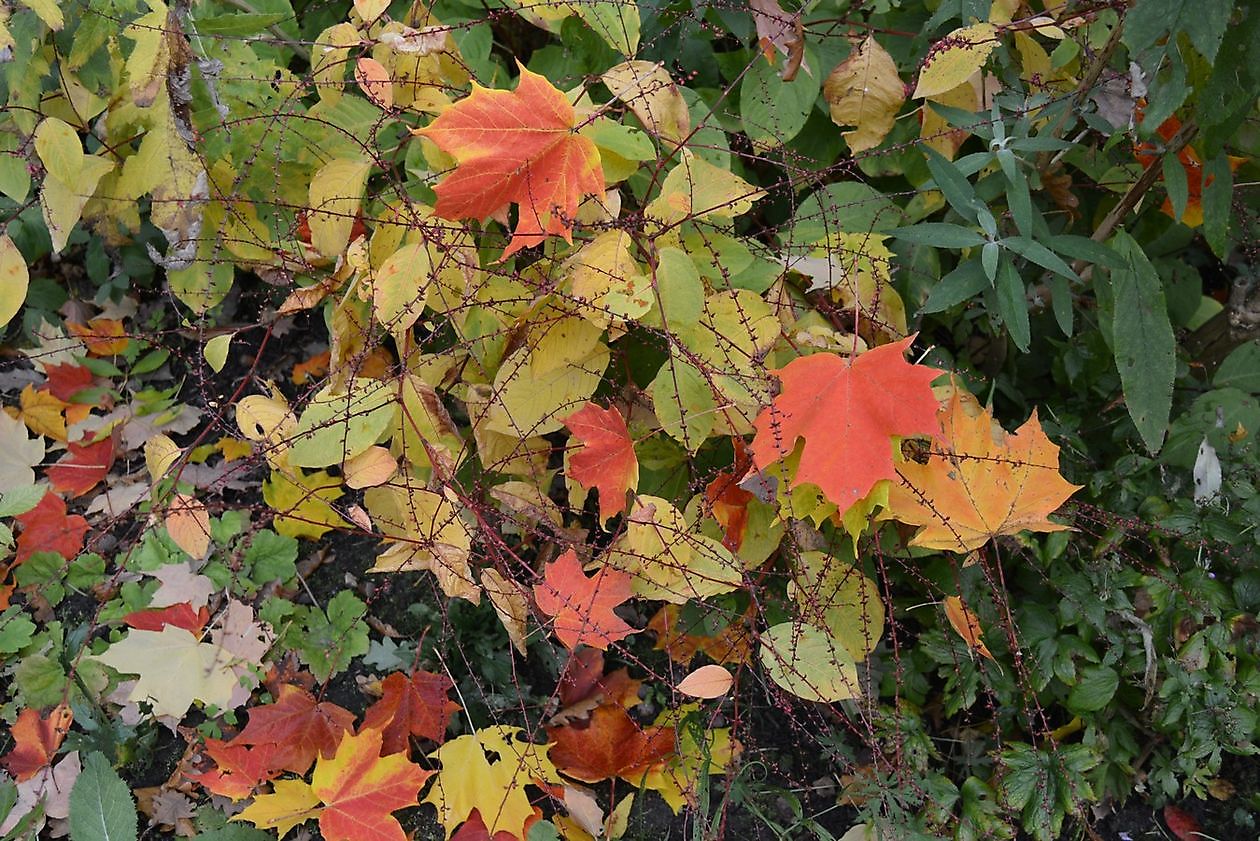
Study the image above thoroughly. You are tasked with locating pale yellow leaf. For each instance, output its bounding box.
[372,241,431,334]
[342,445,397,489]
[354,0,389,21]
[601,61,690,144]
[0,410,43,491]
[144,434,181,483]
[481,568,529,654]
[89,626,240,718]
[20,0,64,29]
[204,333,232,373]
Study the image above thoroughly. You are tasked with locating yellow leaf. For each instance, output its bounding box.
[34,118,114,253]
[18,384,67,441]
[565,230,650,328]
[311,23,362,105]
[216,437,254,461]
[645,152,765,233]
[364,480,478,603]
[88,626,240,718]
[354,0,389,21]
[486,314,610,438]
[144,434,182,483]
[919,79,979,160]
[912,23,999,99]
[605,496,743,603]
[122,5,171,106]
[287,377,399,469]
[601,61,690,144]
[823,36,905,153]
[641,705,735,813]
[0,233,29,329]
[233,779,324,838]
[424,726,560,838]
[263,468,348,540]
[480,568,530,655]
[236,383,297,468]
[19,0,63,29]
[165,493,211,558]
[760,622,860,703]
[308,158,373,258]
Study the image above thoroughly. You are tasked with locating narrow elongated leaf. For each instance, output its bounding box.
[995,258,1030,351]
[1108,231,1175,452]
[921,259,988,313]
[890,223,985,249]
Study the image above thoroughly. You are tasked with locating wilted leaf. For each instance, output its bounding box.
[823,37,905,152]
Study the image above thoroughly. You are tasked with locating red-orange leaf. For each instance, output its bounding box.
[15,492,88,564]
[534,549,635,651]
[415,64,604,258]
[751,336,940,513]
[311,728,435,841]
[551,648,642,724]
[704,439,755,552]
[187,738,286,800]
[562,402,638,525]
[0,704,73,781]
[233,684,357,773]
[123,602,210,634]
[43,362,94,402]
[361,671,460,755]
[47,434,115,497]
[547,705,675,784]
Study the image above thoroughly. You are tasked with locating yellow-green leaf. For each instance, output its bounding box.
[20,0,63,30]
[204,334,232,373]
[288,378,399,468]
[0,234,29,329]
[760,622,860,702]
[372,242,431,336]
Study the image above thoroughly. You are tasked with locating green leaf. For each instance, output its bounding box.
[1045,235,1123,269]
[789,182,900,246]
[1214,342,1260,392]
[69,752,137,841]
[1202,152,1233,257]
[243,530,298,585]
[1001,236,1078,281]
[0,485,45,517]
[649,354,716,449]
[921,259,988,313]
[891,223,985,248]
[740,50,820,148]
[995,258,1030,351]
[1161,153,1189,224]
[190,13,289,37]
[923,146,983,223]
[0,606,36,655]
[288,378,399,468]
[572,0,639,56]
[203,334,232,373]
[1067,665,1120,714]
[1108,231,1175,453]
[1123,0,1232,64]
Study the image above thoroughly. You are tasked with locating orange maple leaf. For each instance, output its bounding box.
[562,402,639,525]
[887,391,1081,552]
[551,648,643,725]
[751,336,941,513]
[232,683,357,774]
[310,728,434,841]
[65,317,129,356]
[546,704,675,784]
[361,670,460,755]
[415,65,605,258]
[534,549,636,651]
[187,738,286,800]
[0,704,73,781]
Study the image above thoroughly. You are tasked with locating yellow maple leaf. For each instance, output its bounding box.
[233,779,324,838]
[424,726,560,839]
[18,384,69,441]
[887,391,1081,552]
[364,478,477,603]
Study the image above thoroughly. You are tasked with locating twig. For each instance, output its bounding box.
[1089,119,1198,246]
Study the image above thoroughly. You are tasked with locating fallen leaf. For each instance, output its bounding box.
[0,705,73,781]
[676,665,734,699]
[148,562,215,608]
[18,384,69,441]
[552,648,642,725]
[562,402,638,525]
[232,683,357,774]
[361,670,460,755]
[42,362,94,403]
[65,317,129,356]
[0,410,44,491]
[647,604,754,667]
[751,336,940,514]
[89,625,241,718]
[233,777,324,837]
[164,493,211,558]
[886,391,1081,552]
[547,705,675,784]
[365,481,477,603]
[187,739,286,800]
[416,64,605,258]
[424,726,561,838]
[535,549,636,651]
[823,36,905,152]
[1163,804,1202,841]
[122,603,210,634]
[15,492,89,564]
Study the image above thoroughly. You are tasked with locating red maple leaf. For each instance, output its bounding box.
[415,64,605,258]
[533,549,635,651]
[751,336,940,512]
[15,492,89,564]
[47,434,115,497]
[361,671,460,755]
[451,808,543,841]
[547,704,675,784]
[43,363,94,402]
[123,602,211,634]
[187,738,286,800]
[0,705,73,781]
[562,402,639,525]
[232,684,357,773]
